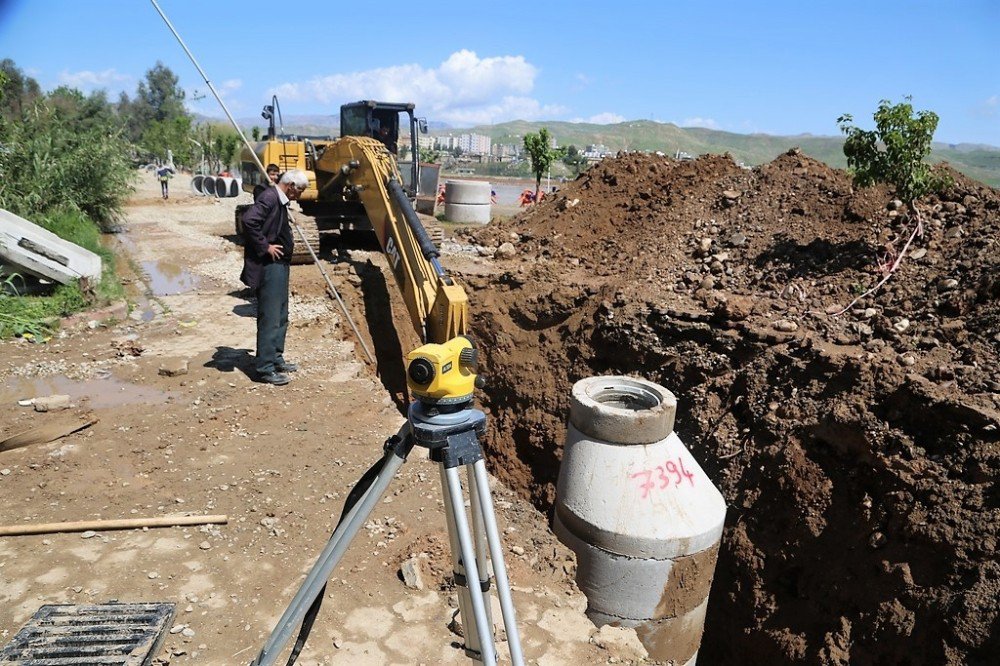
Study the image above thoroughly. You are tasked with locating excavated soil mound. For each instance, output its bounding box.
[461,150,1000,664]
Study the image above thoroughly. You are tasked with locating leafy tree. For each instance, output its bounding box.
[0,59,42,123]
[523,128,565,201]
[118,62,191,164]
[419,146,442,163]
[838,97,949,204]
[251,126,261,141]
[192,123,241,173]
[835,97,951,313]
[562,144,587,176]
[137,62,186,123]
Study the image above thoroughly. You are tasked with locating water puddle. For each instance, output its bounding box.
[140,260,201,296]
[3,374,172,410]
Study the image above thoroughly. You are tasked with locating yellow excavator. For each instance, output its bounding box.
[238,99,467,348]
[236,101,429,257]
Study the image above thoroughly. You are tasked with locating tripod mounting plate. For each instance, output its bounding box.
[409,401,487,468]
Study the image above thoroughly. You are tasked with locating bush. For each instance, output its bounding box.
[0,97,136,230]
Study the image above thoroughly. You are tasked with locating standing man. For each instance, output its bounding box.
[240,169,309,385]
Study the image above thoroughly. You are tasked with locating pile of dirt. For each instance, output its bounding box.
[461,150,1000,664]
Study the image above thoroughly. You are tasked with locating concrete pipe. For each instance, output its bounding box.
[444,202,491,225]
[229,179,241,198]
[190,175,206,196]
[202,176,218,197]
[554,376,726,665]
[215,176,235,198]
[444,180,491,204]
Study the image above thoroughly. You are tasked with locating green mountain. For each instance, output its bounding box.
[458,120,1000,187]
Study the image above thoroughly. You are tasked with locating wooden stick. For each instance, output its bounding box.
[0,514,228,537]
[0,418,98,453]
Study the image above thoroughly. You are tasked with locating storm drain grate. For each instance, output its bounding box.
[0,602,175,665]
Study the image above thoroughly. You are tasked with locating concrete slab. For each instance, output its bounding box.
[0,209,102,285]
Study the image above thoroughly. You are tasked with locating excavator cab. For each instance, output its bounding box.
[340,100,427,196]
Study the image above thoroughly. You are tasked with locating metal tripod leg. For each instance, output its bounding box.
[250,429,413,666]
[470,460,525,666]
[441,464,498,666]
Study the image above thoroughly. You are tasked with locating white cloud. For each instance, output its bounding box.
[679,117,719,129]
[220,79,242,93]
[983,95,998,115]
[268,50,552,125]
[574,112,625,125]
[57,68,131,92]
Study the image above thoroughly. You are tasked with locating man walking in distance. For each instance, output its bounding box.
[240,169,309,385]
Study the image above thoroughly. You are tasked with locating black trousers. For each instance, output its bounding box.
[255,262,290,374]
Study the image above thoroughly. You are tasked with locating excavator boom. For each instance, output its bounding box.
[315,136,468,344]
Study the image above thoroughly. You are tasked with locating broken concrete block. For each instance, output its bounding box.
[0,209,101,285]
[33,394,71,412]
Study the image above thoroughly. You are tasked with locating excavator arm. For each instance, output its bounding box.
[313,136,468,344]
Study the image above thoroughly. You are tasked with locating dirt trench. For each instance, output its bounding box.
[459,151,1000,664]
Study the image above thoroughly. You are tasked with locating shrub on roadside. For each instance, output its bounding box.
[0,96,136,231]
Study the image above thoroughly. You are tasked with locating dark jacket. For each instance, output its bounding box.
[240,186,292,289]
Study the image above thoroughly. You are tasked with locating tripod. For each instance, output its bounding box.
[250,399,525,666]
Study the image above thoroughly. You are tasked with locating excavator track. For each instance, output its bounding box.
[289,216,321,264]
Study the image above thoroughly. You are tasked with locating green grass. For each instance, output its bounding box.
[0,209,124,340]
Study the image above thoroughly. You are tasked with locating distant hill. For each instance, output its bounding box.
[193,113,453,139]
[460,120,1000,188]
[192,112,1000,187]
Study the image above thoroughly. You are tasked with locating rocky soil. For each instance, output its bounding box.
[0,174,643,665]
[462,150,1000,664]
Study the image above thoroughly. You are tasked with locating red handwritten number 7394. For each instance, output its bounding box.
[631,457,696,498]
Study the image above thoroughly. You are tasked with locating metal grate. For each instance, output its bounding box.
[0,602,175,665]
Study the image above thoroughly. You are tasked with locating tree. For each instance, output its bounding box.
[419,146,442,164]
[0,59,42,123]
[835,97,951,313]
[838,97,948,204]
[118,62,191,164]
[562,144,587,176]
[523,128,564,201]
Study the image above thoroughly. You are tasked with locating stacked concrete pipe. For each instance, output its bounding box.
[554,376,726,665]
[189,175,240,197]
[190,175,206,196]
[444,180,491,224]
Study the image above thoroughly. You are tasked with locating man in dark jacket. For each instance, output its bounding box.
[240,169,309,385]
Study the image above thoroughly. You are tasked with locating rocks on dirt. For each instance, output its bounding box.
[590,625,649,661]
[32,394,71,412]
[158,358,189,377]
[399,554,428,590]
[467,149,1000,664]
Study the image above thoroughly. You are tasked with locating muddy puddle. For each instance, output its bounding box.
[2,374,172,410]
[139,259,201,296]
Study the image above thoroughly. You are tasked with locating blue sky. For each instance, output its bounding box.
[1,0,997,145]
